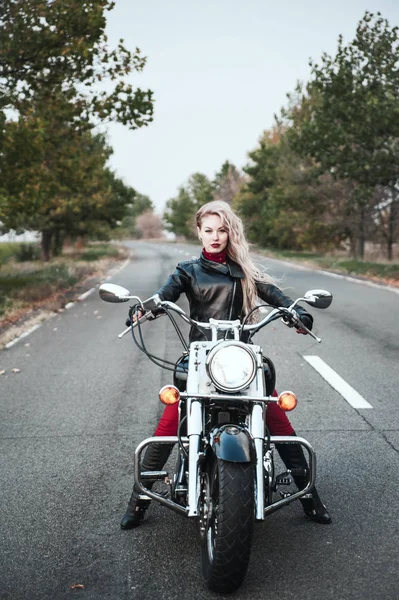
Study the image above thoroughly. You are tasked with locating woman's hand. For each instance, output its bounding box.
[296,314,313,335]
[126,307,144,327]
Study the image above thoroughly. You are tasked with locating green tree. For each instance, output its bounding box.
[286,11,399,257]
[163,173,213,238]
[213,161,245,205]
[0,0,154,128]
[0,0,154,258]
[235,128,350,251]
[0,91,132,258]
[118,189,154,239]
[164,187,196,238]
[234,131,281,247]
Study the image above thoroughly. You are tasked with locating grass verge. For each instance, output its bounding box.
[0,242,129,334]
[259,248,399,287]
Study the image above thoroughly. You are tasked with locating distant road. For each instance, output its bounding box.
[1,241,398,600]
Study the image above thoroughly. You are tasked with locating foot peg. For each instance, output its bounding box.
[140,470,168,481]
[276,471,293,486]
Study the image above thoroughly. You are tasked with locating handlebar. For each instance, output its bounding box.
[118,294,322,343]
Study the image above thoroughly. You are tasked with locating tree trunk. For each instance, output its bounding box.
[41,230,52,262]
[52,230,63,257]
[386,188,398,261]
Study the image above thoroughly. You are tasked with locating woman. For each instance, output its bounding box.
[121,200,331,529]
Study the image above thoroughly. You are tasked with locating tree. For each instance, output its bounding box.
[164,187,196,238]
[0,0,154,129]
[135,210,163,239]
[0,0,155,258]
[163,173,213,238]
[0,103,128,258]
[235,127,350,251]
[234,131,281,247]
[117,190,154,238]
[213,161,245,205]
[371,183,399,259]
[286,11,399,257]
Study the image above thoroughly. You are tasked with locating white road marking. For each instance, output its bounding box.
[5,325,42,349]
[78,288,95,301]
[303,355,373,409]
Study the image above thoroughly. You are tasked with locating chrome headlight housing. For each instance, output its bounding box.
[206,341,257,393]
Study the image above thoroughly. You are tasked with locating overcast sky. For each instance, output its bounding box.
[104,0,399,213]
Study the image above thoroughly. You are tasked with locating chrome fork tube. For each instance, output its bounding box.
[187,398,202,517]
[250,403,265,520]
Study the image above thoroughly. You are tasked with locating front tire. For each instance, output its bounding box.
[200,458,254,593]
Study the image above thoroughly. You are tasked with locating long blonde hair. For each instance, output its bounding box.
[196,200,275,318]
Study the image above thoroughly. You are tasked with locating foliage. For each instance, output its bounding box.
[15,243,42,262]
[0,241,125,317]
[0,100,128,257]
[284,11,399,257]
[213,161,245,205]
[117,192,153,238]
[0,0,154,259]
[163,173,213,238]
[79,244,120,261]
[164,187,196,238]
[0,0,154,128]
[0,242,21,265]
[234,128,348,251]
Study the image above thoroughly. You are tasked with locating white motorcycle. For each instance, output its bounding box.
[99,283,332,593]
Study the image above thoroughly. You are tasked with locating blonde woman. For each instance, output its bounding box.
[121,201,331,528]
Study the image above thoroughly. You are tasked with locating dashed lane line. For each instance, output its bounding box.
[303,355,373,409]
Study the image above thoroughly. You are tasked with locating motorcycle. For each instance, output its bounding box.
[99,282,332,593]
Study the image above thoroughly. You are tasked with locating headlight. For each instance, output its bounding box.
[206,342,257,393]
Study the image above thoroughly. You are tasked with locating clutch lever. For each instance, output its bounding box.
[118,312,151,338]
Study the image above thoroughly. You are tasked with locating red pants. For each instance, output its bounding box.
[154,390,295,437]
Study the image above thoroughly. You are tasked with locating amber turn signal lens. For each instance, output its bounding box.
[159,385,180,405]
[277,391,297,411]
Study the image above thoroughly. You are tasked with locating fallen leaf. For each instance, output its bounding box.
[70,583,85,590]
[12,368,21,373]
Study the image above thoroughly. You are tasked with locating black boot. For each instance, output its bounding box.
[120,490,150,529]
[276,438,332,525]
[120,442,173,530]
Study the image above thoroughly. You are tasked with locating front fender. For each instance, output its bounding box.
[209,425,256,463]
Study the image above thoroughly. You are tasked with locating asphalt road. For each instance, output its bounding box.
[1,241,398,600]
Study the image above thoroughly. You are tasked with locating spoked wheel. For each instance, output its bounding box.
[200,457,255,593]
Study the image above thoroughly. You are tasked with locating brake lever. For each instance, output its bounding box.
[281,309,322,343]
[296,322,322,343]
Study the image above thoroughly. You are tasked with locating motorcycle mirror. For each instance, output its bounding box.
[99,283,132,303]
[303,289,333,309]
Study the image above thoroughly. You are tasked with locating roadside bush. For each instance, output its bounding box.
[15,243,41,262]
[0,243,20,265]
[80,244,120,261]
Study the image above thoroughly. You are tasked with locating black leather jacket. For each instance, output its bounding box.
[157,254,313,342]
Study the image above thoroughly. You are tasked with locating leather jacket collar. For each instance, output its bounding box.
[200,254,245,279]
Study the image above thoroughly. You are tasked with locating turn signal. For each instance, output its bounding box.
[159,385,180,405]
[277,391,297,411]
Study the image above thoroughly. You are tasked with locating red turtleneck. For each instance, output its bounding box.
[202,249,227,263]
